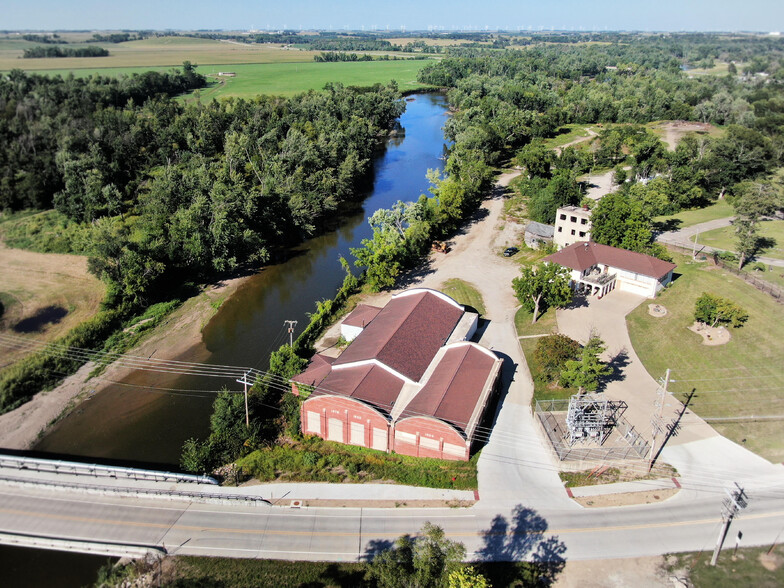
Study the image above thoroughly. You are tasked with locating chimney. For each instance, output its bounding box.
[582,204,589,211]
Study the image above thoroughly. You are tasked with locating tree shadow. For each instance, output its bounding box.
[756,236,777,256]
[451,206,492,237]
[652,218,683,233]
[308,562,368,587]
[596,348,630,391]
[566,293,589,309]
[394,256,436,289]
[363,538,394,560]
[474,504,567,586]
[12,305,68,333]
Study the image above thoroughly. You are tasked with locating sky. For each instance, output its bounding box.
[3,0,783,33]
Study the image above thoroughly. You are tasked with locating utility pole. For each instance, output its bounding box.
[284,320,298,347]
[711,483,747,566]
[648,368,670,472]
[236,371,252,428]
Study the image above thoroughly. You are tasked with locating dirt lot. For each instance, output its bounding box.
[554,556,674,588]
[651,121,719,151]
[0,243,104,369]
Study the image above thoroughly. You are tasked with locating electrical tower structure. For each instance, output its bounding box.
[565,393,613,445]
[711,482,748,566]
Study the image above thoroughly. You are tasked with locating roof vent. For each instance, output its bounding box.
[584,243,589,250]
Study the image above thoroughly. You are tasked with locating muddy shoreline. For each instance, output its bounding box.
[0,274,250,451]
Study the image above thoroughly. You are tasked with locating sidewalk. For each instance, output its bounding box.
[568,477,680,498]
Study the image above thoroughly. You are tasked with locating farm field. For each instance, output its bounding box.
[627,253,784,462]
[0,36,321,71]
[695,219,784,260]
[190,60,433,99]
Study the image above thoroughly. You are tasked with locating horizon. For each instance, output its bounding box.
[3,0,783,34]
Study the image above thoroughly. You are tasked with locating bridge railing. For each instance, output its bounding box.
[0,454,217,485]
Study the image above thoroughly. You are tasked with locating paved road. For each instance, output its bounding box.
[656,216,784,268]
[1,481,783,562]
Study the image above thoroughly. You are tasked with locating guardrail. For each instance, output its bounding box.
[0,474,270,506]
[0,454,217,485]
[0,531,166,559]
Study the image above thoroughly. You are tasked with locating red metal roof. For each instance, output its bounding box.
[316,364,404,414]
[399,344,498,434]
[334,291,463,381]
[342,304,382,328]
[543,242,676,279]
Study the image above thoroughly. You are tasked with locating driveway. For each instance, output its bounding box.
[557,292,717,448]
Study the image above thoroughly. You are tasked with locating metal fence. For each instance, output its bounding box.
[535,399,650,462]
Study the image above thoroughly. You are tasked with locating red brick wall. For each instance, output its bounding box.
[393,417,469,461]
[301,395,390,449]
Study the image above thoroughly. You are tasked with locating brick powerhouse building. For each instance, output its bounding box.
[291,289,503,461]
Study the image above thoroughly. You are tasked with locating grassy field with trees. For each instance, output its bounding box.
[696,219,784,259]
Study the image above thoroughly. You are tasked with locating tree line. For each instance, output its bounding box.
[22,45,109,58]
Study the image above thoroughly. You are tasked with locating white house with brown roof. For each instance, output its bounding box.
[543,242,676,298]
[291,288,502,461]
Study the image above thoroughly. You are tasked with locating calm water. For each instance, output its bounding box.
[33,92,450,467]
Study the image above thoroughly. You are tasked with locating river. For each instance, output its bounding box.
[33,92,450,468]
[6,92,450,587]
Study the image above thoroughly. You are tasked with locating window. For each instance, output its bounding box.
[559,214,566,220]
[581,218,587,225]
[570,216,577,223]
[571,229,576,236]
[557,227,562,232]
[579,231,586,237]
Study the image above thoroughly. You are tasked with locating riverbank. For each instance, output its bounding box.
[0,273,251,450]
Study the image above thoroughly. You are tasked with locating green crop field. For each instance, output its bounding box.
[627,253,784,462]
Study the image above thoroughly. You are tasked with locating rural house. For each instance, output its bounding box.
[291,289,503,461]
[543,241,676,298]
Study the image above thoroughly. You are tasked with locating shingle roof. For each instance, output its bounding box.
[315,364,405,415]
[544,242,676,279]
[342,304,382,328]
[398,344,499,435]
[333,291,463,381]
[292,353,334,387]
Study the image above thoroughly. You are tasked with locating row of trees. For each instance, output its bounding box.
[22,45,109,58]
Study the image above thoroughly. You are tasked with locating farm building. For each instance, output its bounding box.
[291,289,503,461]
[543,241,676,298]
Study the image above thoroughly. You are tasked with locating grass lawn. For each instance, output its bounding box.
[696,219,784,260]
[542,124,600,150]
[627,253,784,462]
[666,544,784,588]
[653,200,734,230]
[441,278,486,316]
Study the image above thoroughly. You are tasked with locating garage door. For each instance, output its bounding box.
[349,421,365,446]
[306,411,321,434]
[443,442,466,458]
[372,427,388,451]
[619,280,651,297]
[419,437,439,451]
[327,418,343,442]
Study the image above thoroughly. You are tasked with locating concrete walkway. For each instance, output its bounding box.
[656,216,784,268]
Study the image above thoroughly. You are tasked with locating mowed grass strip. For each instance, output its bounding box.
[695,219,784,260]
[441,278,486,316]
[653,199,734,229]
[627,253,784,461]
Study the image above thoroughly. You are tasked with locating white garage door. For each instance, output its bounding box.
[395,430,416,445]
[372,428,388,451]
[327,418,343,442]
[443,442,466,458]
[349,421,365,446]
[419,437,439,450]
[306,411,321,434]
[619,280,652,297]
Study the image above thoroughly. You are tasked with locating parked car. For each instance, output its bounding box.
[503,247,519,257]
